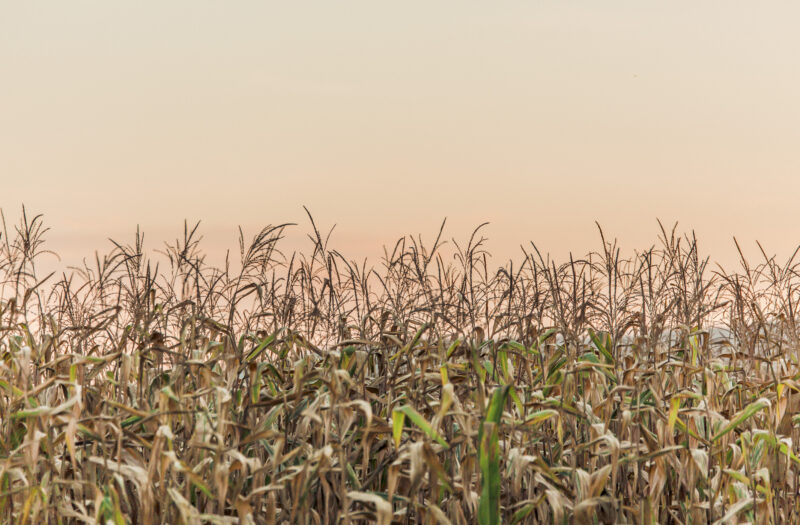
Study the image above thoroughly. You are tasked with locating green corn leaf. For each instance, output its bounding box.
[12,406,52,419]
[588,328,614,364]
[445,339,461,359]
[246,333,276,362]
[508,386,524,417]
[478,421,501,525]
[712,398,770,442]
[392,409,406,448]
[476,384,510,525]
[510,503,536,525]
[393,405,449,448]
[487,386,510,424]
[523,409,559,426]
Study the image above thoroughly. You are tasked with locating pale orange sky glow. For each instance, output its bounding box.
[3,2,800,270]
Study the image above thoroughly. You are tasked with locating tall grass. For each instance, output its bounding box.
[2,208,800,523]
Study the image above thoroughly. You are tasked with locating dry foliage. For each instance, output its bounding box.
[2,208,800,524]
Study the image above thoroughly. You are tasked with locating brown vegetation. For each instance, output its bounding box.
[2,208,800,523]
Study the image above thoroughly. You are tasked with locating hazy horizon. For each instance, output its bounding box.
[4,2,800,270]
[8,208,796,277]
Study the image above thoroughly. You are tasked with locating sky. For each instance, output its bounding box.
[2,2,800,271]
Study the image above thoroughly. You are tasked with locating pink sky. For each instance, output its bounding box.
[3,2,800,271]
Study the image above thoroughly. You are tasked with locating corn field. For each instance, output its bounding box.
[3,209,800,524]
